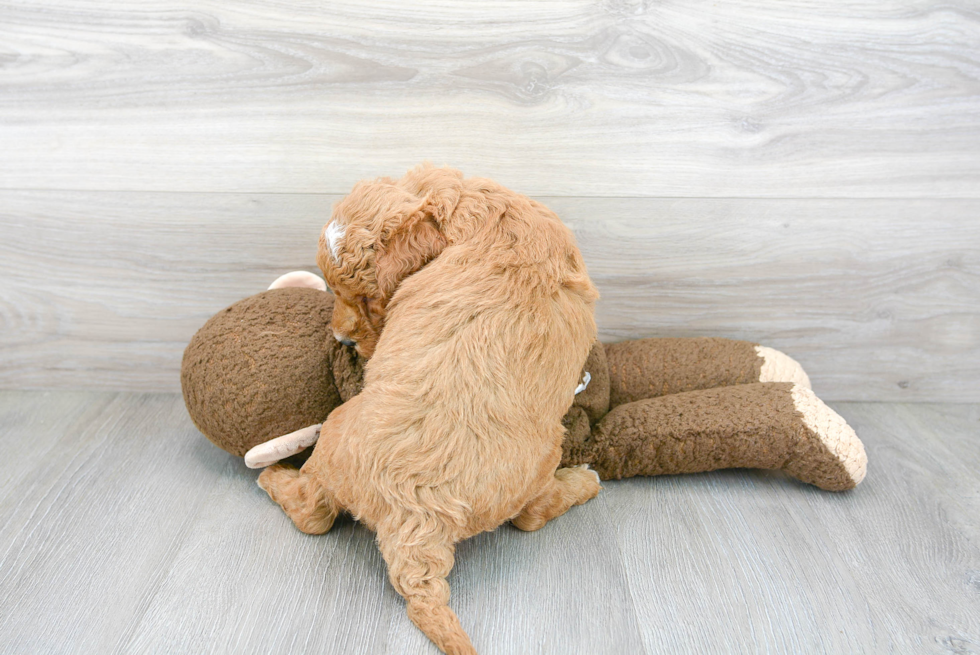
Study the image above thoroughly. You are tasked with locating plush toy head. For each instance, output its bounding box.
[181,287,363,457]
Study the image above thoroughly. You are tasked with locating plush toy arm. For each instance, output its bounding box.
[604,337,810,408]
[573,382,866,491]
[244,423,322,469]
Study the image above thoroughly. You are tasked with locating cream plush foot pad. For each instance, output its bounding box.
[756,345,812,389]
[789,384,867,489]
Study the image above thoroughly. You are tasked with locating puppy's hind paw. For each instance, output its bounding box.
[577,463,602,486]
[558,464,602,505]
[257,463,301,502]
[257,464,339,535]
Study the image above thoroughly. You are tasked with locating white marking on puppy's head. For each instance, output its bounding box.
[323,220,346,262]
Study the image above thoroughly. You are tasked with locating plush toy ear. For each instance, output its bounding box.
[375,216,447,299]
[268,271,327,291]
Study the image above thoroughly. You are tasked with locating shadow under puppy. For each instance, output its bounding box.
[257,165,600,655]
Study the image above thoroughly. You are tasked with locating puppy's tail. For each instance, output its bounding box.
[378,519,477,655]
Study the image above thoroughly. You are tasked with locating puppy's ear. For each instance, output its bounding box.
[375,216,447,299]
[367,165,461,299]
[398,165,463,225]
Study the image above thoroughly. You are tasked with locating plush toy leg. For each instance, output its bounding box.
[604,337,810,407]
[257,464,340,534]
[377,525,476,655]
[586,382,867,491]
[512,466,602,532]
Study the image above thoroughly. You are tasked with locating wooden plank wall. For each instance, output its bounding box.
[1,1,978,400]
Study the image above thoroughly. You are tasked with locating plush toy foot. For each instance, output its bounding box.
[512,465,601,532]
[784,385,867,490]
[585,382,867,491]
[755,345,811,389]
[257,464,340,534]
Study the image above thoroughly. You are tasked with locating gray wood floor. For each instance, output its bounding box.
[1,391,977,654]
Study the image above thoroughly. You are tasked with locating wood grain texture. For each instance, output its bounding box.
[0,0,978,196]
[1,191,977,401]
[561,197,980,403]
[601,400,980,654]
[1,392,978,654]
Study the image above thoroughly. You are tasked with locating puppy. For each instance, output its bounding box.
[258,165,600,654]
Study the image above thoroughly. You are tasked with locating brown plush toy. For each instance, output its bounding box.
[181,276,363,461]
[561,338,866,490]
[182,275,866,491]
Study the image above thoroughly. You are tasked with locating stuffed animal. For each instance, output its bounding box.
[181,274,866,491]
[180,277,361,461]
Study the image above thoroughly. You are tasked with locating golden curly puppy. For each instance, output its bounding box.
[258,165,600,654]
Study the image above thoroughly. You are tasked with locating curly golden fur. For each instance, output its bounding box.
[258,165,600,654]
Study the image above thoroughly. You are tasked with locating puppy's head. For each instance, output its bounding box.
[317,165,461,358]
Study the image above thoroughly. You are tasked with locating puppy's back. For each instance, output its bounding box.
[340,185,597,533]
